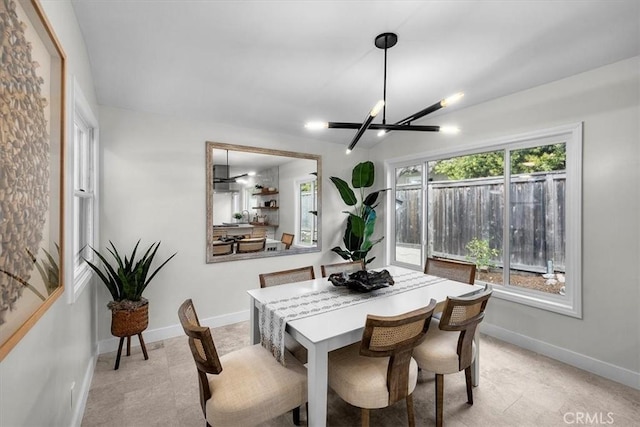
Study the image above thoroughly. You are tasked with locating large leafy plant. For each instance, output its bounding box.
[84,240,176,302]
[330,161,387,265]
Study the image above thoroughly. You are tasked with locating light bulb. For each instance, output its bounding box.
[248,171,256,176]
[377,130,387,137]
[346,148,352,155]
[304,121,328,130]
[370,100,385,117]
[441,92,464,107]
[439,126,460,134]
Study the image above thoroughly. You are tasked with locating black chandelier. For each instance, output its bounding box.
[305,32,463,154]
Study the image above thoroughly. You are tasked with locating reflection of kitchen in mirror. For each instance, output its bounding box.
[206,142,321,263]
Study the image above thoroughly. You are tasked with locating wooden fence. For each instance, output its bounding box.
[396,172,566,272]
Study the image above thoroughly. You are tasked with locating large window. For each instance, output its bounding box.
[296,178,318,246]
[389,124,582,317]
[70,82,98,302]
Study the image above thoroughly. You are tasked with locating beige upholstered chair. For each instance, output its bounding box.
[259,265,315,288]
[211,240,234,256]
[424,257,476,284]
[328,300,437,427]
[412,285,492,427]
[236,237,266,253]
[320,260,365,278]
[281,232,294,249]
[178,299,307,427]
[258,266,315,363]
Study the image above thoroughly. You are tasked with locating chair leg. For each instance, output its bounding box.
[406,394,416,427]
[114,337,125,370]
[292,406,301,426]
[435,374,444,427]
[138,333,149,360]
[465,366,473,405]
[361,407,370,427]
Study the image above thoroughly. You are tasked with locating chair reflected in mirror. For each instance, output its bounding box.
[236,238,266,253]
[281,233,294,250]
[211,240,234,256]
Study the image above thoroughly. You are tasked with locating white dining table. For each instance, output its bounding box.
[247,265,483,427]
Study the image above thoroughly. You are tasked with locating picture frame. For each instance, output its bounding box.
[0,0,66,360]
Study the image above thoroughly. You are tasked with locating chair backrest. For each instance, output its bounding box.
[236,237,266,253]
[281,233,294,249]
[425,257,476,284]
[178,299,222,414]
[259,266,315,288]
[320,260,365,278]
[211,240,234,256]
[360,299,437,405]
[252,228,267,238]
[439,284,493,370]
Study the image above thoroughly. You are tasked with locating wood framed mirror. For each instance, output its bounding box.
[206,142,321,263]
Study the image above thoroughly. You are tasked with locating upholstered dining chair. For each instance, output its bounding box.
[320,260,365,278]
[178,299,307,427]
[328,300,437,427]
[281,232,294,249]
[259,265,315,288]
[412,285,493,427]
[236,237,266,253]
[258,266,315,363]
[425,257,477,285]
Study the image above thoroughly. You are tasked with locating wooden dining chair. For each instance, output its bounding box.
[320,260,365,278]
[259,265,315,288]
[178,299,307,427]
[412,285,493,427]
[281,232,294,249]
[425,257,477,284]
[328,300,437,427]
[236,237,266,253]
[258,266,315,363]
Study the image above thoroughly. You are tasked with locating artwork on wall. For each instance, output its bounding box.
[0,0,65,360]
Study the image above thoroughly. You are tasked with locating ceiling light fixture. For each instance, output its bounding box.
[305,32,464,154]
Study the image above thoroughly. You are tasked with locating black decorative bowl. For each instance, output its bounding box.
[328,269,395,293]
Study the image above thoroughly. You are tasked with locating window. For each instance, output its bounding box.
[70,82,98,302]
[388,124,582,317]
[296,178,318,246]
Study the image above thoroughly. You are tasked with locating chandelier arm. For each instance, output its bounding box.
[395,100,444,126]
[346,113,376,152]
[328,122,440,132]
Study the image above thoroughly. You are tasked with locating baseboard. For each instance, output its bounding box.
[70,352,97,427]
[482,322,640,390]
[97,309,250,354]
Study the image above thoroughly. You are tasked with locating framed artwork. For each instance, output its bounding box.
[0,0,65,360]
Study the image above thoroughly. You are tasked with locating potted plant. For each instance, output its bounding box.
[84,240,176,368]
[465,238,499,272]
[330,161,388,265]
[233,212,244,222]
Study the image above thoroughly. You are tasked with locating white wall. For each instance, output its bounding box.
[0,1,99,425]
[372,57,640,383]
[96,107,372,345]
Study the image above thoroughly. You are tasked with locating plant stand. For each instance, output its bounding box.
[110,300,149,370]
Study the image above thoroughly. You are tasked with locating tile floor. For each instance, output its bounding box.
[81,321,640,426]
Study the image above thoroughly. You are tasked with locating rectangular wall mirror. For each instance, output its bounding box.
[206,141,322,263]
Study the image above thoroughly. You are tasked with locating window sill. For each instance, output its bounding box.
[484,281,581,318]
[70,264,93,303]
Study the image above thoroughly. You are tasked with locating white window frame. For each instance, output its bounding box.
[294,176,318,247]
[386,123,582,318]
[67,80,99,303]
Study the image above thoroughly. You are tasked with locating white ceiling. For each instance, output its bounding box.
[71,0,639,150]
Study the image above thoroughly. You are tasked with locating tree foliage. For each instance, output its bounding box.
[431,144,566,180]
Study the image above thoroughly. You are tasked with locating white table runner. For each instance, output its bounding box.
[259,270,446,364]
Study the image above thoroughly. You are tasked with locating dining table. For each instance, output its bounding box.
[247,265,483,427]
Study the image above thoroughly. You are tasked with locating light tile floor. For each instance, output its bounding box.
[82,321,640,426]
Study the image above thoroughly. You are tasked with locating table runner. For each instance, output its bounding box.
[259,270,447,364]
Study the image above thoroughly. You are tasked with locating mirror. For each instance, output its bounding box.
[206,141,321,263]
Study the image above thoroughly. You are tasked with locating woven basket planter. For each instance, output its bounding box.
[110,299,149,338]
